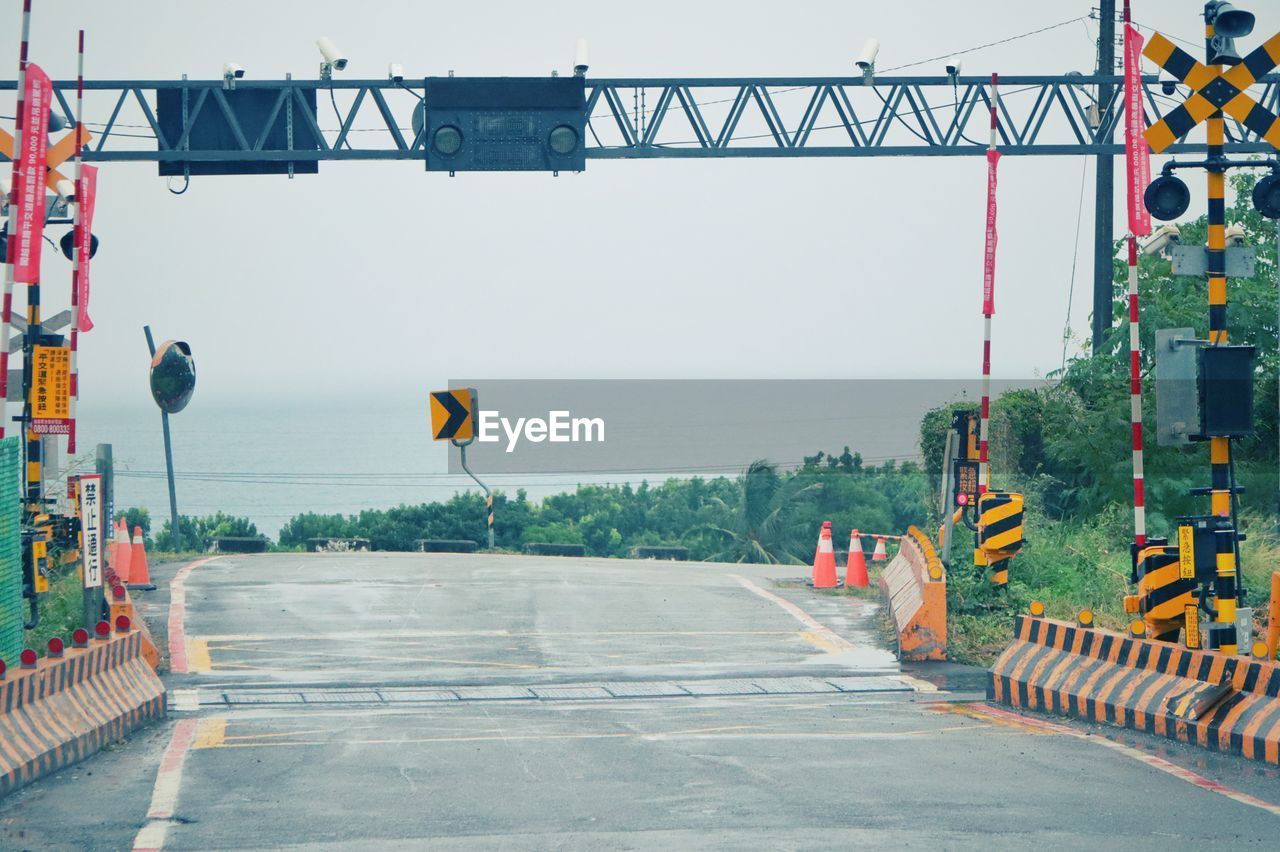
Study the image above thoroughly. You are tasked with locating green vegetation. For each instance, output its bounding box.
[24,557,84,654]
[115,509,263,554]
[275,453,929,561]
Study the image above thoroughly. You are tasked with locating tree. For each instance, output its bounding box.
[119,507,151,544]
[159,512,260,552]
[708,460,820,564]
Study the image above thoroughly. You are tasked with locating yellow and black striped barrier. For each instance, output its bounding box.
[989,612,1280,765]
[0,628,165,796]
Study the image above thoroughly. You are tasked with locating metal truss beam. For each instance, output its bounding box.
[2,74,1279,164]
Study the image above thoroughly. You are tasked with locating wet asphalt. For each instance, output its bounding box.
[1,552,1277,850]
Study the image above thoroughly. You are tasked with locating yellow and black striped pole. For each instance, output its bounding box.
[1204,15,1237,656]
[486,492,494,549]
[23,270,41,513]
[453,437,494,550]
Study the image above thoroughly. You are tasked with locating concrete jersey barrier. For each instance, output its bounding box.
[0,631,166,796]
[877,526,947,661]
[990,614,1280,765]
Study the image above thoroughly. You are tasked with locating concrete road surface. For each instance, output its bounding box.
[2,553,1278,850]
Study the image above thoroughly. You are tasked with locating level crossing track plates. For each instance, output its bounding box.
[175,674,919,709]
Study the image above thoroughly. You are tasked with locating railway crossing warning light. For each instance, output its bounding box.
[418,76,587,174]
[1144,172,1191,221]
[1253,172,1280,218]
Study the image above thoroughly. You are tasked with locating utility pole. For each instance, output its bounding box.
[1093,0,1118,352]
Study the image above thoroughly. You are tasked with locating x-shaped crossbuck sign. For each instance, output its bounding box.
[0,125,93,193]
[1143,31,1280,153]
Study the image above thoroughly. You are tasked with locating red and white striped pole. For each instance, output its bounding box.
[979,73,1001,494]
[1128,235,1146,546]
[1122,0,1148,548]
[0,0,35,440]
[68,30,84,454]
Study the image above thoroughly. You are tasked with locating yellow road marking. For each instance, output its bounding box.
[797,629,844,653]
[933,702,1056,735]
[186,639,214,675]
[192,718,227,749]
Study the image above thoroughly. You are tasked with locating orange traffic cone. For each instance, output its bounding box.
[115,519,133,584]
[871,536,889,563]
[129,526,155,589]
[812,521,838,589]
[846,529,869,588]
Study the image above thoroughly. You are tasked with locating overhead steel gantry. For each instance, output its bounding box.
[3,70,1277,354]
[3,73,1278,163]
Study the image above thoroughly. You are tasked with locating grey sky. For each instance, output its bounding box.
[4,0,1276,415]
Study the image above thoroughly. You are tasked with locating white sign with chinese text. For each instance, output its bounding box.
[78,474,103,588]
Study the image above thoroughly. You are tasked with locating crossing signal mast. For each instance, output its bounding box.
[1133,1,1279,655]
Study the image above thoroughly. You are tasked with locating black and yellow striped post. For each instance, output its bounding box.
[975,490,1023,587]
[22,278,42,514]
[452,436,495,551]
[20,255,49,612]
[1203,13,1239,657]
[485,492,494,549]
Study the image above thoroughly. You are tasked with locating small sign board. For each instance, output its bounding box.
[31,344,71,435]
[1184,604,1200,650]
[1178,524,1196,580]
[429,388,477,441]
[953,459,980,506]
[78,474,103,589]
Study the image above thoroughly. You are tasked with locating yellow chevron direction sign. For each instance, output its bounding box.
[1143,31,1280,153]
[429,388,477,441]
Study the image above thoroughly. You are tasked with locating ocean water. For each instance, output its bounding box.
[64,395,622,540]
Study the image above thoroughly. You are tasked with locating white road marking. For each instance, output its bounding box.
[729,575,856,650]
[169,689,199,712]
[729,574,936,693]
